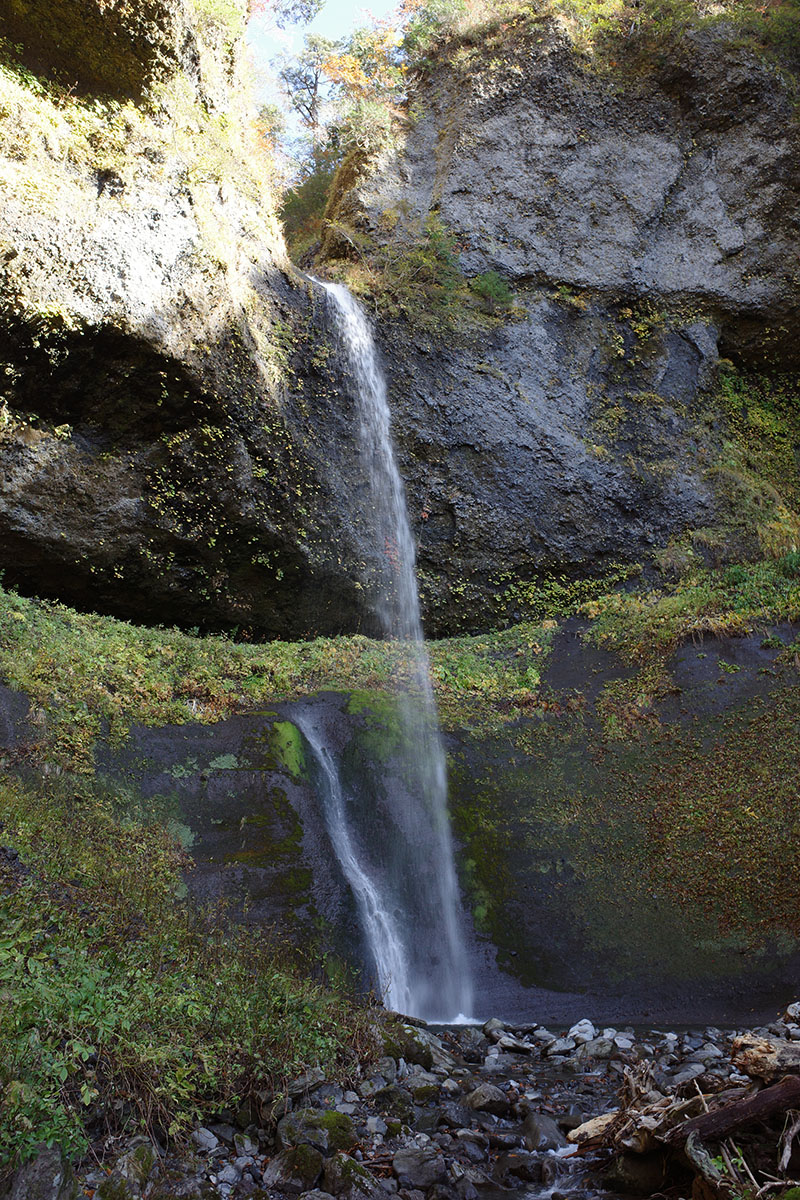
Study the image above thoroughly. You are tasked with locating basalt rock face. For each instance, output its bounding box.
[0,0,394,638]
[325,20,800,633]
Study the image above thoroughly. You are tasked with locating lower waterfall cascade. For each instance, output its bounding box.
[300,280,474,1022]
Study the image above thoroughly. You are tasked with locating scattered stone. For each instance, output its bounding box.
[522,1112,569,1152]
[234,1133,258,1157]
[482,1019,504,1040]
[545,1038,577,1057]
[575,1037,615,1062]
[392,1148,447,1190]
[289,1069,328,1098]
[464,1083,509,1116]
[496,1034,532,1054]
[568,1019,596,1044]
[192,1128,220,1154]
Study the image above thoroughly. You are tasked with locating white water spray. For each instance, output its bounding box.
[301,280,473,1022]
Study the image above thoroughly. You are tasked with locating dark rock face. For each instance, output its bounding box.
[1,9,798,638]
[0,0,404,639]
[384,301,718,633]
[0,293,392,638]
[326,21,800,632]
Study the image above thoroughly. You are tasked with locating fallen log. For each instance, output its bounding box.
[665,1075,800,1146]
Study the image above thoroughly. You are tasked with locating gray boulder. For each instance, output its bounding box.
[464,1084,509,1117]
[262,1146,324,1194]
[522,1113,568,1152]
[392,1148,447,1190]
[323,1153,386,1200]
[6,1146,78,1200]
[278,1109,356,1155]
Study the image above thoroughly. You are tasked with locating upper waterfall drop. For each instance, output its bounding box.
[304,278,473,1022]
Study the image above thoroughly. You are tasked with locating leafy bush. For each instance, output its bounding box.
[0,775,367,1173]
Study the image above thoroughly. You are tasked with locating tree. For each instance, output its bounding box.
[277,32,343,152]
[248,0,324,27]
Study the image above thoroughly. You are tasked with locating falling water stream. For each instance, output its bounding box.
[296,280,473,1022]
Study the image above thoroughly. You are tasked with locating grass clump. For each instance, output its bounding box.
[583,554,800,664]
[0,773,367,1174]
[0,585,566,766]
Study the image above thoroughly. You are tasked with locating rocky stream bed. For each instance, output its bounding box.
[11,1007,800,1200]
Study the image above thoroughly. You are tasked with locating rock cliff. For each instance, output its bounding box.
[322,14,800,632]
[1,3,798,638]
[0,0,399,638]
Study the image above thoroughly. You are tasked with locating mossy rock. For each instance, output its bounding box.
[322,1152,385,1200]
[408,1081,439,1104]
[373,1085,414,1123]
[380,1021,434,1070]
[262,1145,324,1191]
[277,1107,355,1155]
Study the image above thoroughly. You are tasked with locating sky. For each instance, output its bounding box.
[246,0,400,106]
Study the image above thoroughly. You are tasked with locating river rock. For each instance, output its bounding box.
[568,1019,597,1044]
[496,1034,533,1054]
[263,1147,324,1194]
[323,1153,386,1200]
[464,1084,509,1116]
[482,1019,504,1040]
[381,1024,435,1071]
[192,1128,219,1153]
[732,1035,800,1082]
[545,1038,577,1057]
[493,1150,541,1185]
[98,1142,158,1198]
[408,1071,441,1103]
[374,1086,415,1123]
[392,1148,447,1189]
[278,1109,356,1155]
[438,1102,474,1129]
[575,1037,616,1063]
[567,1111,619,1145]
[6,1146,79,1200]
[290,1069,329,1099]
[603,1151,668,1195]
[522,1113,568,1152]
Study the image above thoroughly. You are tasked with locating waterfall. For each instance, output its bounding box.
[299,280,473,1022]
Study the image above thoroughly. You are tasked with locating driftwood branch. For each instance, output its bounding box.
[665,1076,800,1146]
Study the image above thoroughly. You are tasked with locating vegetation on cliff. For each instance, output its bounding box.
[282,0,800,266]
[0,769,369,1173]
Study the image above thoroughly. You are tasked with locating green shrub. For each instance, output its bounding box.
[0,775,368,1172]
[470,270,513,309]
